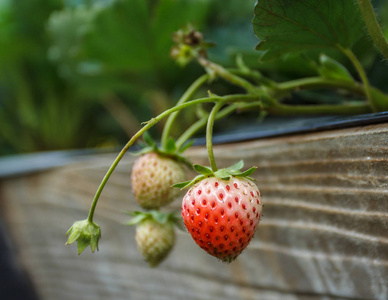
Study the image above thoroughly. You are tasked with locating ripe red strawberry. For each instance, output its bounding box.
[131,152,186,209]
[135,217,176,267]
[181,176,262,262]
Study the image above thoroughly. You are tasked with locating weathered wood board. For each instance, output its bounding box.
[0,123,387,300]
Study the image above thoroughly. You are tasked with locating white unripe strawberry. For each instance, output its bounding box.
[131,152,186,209]
[135,218,175,267]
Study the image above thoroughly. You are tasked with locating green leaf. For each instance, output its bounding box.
[318,54,354,81]
[193,164,214,176]
[226,160,244,172]
[371,88,388,111]
[253,0,364,61]
[126,212,149,225]
[130,146,155,157]
[173,174,206,189]
[165,137,177,153]
[214,169,232,180]
[150,210,169,224]
[77,235,91,255]
[143,131,155,147]
[173,153,193,169]
[236,166,257,178]
[82,0,210,73]
[90,234,100,253]
[126,211,181,230]
[172,180,193,189]
[66,229,81,245]
[174,161,257,190]
[226,166,257,179]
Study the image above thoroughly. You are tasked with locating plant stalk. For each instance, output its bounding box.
[198,56,259,95]
[339,47,377,112]
[161,74,209,150]
[274,77,365,97]
[86,94,258,222]
[175,103,242,150]
[267,102,371,116]
[357,0,388,60]
[206,101,225,172]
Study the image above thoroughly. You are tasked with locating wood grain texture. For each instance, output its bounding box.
[0,123,387,300]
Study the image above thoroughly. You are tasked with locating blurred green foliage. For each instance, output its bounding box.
[0,0,211,155]
[0,0,387,156]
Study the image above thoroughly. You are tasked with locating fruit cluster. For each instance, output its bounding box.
[129,149,186,267]
[66,1,388,269]
[65,27,266,266]
[130,148,263,265]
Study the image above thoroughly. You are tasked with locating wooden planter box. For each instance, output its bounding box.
[0,122,387,300]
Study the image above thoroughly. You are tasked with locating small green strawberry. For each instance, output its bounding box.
[131,152,186,209]
[128,211,179,267]
[175,161,262,262]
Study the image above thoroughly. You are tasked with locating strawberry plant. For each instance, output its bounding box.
[66,0,388,265]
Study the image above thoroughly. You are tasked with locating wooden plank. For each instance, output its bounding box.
[0,123,387,300]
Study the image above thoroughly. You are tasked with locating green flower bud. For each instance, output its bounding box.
[66,219,101,255]
[170,26,215,67]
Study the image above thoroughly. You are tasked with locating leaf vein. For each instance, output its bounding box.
[255,3,333,45]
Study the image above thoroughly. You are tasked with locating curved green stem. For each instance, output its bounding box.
[339,47,377,112]
[357,0,388,60]
[267,102,371,116]
[229,68,274,87]
[206,101,225,172]
[198,56,259,95]
[232,54,275,87]
[86,94,258,222]
[161,74,209,150]
[175,103,242,150]
[175,118,207,150]
[274,76,365,97]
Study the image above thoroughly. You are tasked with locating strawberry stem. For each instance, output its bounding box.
[273,77,367,98]
[338,46,377,112]
[86,94,259,223]
[175,102,241,150]
[357,0,388,60]
[267,102,371,115]
[198,56,260,95]
[161,74,209,152]
[206,101,225,172]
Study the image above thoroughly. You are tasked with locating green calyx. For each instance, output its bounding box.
[131,131,193,168]
[66,219,101,255]
[126,210,183,230]
[173,160,257,189]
